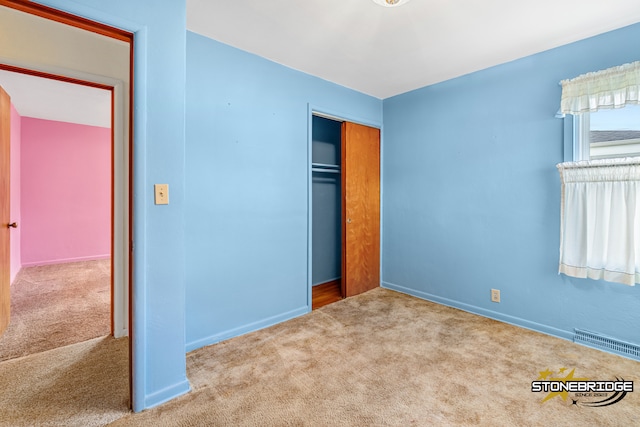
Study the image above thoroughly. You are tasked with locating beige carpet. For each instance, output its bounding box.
[108,288,639,426]
[0,336,129,427]
[0,259,111,361]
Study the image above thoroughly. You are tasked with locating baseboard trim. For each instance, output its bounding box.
[21,254,110,267]
[143,379,191,411]
[381,281,573,342]
[185,306,309,353]
[10,267,22,286]
[312,276,341,287]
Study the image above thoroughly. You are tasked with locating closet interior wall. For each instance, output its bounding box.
[311,115,342,288]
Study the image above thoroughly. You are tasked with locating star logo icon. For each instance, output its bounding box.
[538,368,553,380]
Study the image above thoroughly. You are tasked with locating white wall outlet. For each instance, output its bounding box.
[491,289,500,303]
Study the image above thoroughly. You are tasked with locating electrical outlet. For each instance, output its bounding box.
[491,289,501,303]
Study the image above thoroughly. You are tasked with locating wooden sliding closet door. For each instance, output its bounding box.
[341,122,380,298]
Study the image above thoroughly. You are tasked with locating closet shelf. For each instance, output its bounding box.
[312,168,340,174]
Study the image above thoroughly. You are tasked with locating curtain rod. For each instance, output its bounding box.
[557,158,640,169]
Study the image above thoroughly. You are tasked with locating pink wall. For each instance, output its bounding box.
[20,117,111,266]
[9,104,21,283]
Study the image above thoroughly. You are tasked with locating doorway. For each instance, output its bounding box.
[0,0,133,406]
[0,70,113,360]
[310,112,381,309]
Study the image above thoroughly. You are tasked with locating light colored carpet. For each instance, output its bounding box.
[0,336,129,427]
[0,259,111,361]
[109,288,640,426]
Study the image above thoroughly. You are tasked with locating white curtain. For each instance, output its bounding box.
[557,158,640,285]
[560,61,640,115]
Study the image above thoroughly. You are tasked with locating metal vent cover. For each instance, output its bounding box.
[574,329,640,360]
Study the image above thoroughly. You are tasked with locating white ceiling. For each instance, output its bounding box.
[187,0,640,99]
[3,1,640,126]
[0,69,111,128]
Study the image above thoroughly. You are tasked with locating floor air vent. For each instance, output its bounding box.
[574,329,640,360]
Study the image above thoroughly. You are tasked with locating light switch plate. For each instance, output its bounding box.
[154,184,169,205]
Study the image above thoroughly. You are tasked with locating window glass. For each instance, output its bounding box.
[588,104,640,160]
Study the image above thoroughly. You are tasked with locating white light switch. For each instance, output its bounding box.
[154,184,169,205]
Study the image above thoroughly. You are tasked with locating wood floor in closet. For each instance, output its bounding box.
[312,280,342,310]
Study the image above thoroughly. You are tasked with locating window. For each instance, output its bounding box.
[557,61,640,286]
[574,104,640,161]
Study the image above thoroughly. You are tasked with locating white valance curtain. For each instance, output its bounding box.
[560,61,640,115]
[557,158,640,286]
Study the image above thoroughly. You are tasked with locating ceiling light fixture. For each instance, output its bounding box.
[371,0,412,7]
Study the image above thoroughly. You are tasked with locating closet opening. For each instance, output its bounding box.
[311,114,343,309]
[310,112,381,309]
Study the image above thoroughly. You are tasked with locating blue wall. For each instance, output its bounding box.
[35,0,189,411]
[185,32,381,351]
[382,23,640,349]
[312,116,342,286]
